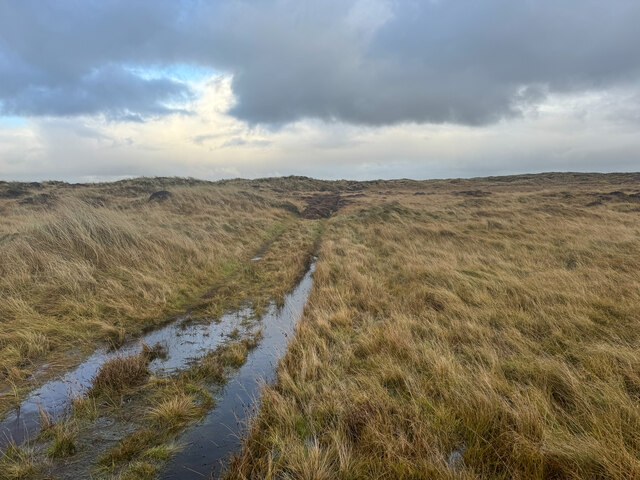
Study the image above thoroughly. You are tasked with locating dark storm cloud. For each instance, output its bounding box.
[1,0,640,125]
[0,65,191,119]
[0,1,198,120]
[224,0,640,126]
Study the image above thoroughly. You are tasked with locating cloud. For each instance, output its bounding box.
[225,0,640,126]
[220,137,271,148]
[1,1,640,127]
[0,1,197,120]
[1,82,638,184]
[0,65,192,120]
[192,133,222,145]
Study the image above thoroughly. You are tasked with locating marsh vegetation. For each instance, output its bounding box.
[1,173,640,479]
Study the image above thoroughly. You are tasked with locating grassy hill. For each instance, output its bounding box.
[1,173,640,479]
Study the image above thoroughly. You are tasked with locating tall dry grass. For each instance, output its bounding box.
[0,180,291,413]
[227,178,640,479]
[2,174,640,478]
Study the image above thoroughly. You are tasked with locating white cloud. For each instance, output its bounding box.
[0,1,639,180]
[1,78,639,181]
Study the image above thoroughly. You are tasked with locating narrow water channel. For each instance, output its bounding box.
[0,259,316,480]
[160,260,316,479]
[0,305,253,448]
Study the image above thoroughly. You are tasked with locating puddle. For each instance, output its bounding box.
[160,261,316,479]
[447,445,466,471]
[0,308,253,449]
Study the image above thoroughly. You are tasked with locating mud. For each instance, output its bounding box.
[18,193,57,207]
[586,190,640,206]
[148,190,173,202]
[301,193,343,219]
[48,416,138,480]
[454,190,492,197]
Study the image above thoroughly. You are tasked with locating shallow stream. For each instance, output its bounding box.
[0,260,316,479]
[161,261,315,478]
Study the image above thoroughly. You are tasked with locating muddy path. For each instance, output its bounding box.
[301,193,346,219]
[160,261,316,479]
[0,307,254,450]
[0,217,320,478]
[0,259,316,479]
[193,221,294,309]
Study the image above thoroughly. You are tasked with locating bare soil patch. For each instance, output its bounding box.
[301,193,344,219]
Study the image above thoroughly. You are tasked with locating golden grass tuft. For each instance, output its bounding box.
[89,352,150,398]
[45,422,77,458]
[71,395,98,420]
[147,393,202,431]
[0,443,40,479]
[100,428,159,468]
[192,331,263,382]
[117,461,158,480]
[142,443,181,461]
[220,342,250,368]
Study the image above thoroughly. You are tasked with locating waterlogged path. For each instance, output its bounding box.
[0,307,253,448]
[161,261,316,479]
[0,259,316,480]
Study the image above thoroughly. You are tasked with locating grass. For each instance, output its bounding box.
[3,173,640,478]
[71,395,98,420]
[0,443,39,480]
[0,178,294,414]
[148,393,203,430]
[87,343,168,399]
[89,352,152,398]
[96,334,266,477]
[226,174,640,479]
[45,422,77,458]
[116,461,158,480]
[100,428,162,468]
[220,341,250,368]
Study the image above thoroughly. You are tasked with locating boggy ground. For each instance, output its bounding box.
[0,195,322,479]
[2,173,640,479]
[226,173,640,479]
[0,176,334,415]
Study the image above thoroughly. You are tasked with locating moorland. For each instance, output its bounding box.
[1,173,640,479]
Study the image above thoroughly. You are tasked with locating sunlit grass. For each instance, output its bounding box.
[3,174,640,478]
[0,179,293,415]
[227,176,640,479]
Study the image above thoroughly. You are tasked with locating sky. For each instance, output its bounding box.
[1,0,639,182]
